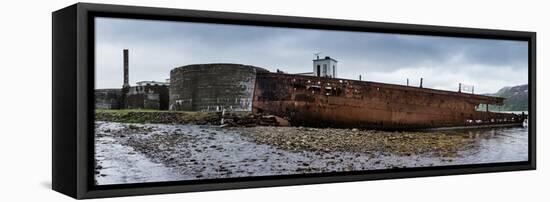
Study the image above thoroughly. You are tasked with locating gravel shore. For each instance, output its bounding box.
[238,126,477,157]
[94,121,527,185]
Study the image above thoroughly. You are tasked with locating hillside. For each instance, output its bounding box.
[488,84,528,111]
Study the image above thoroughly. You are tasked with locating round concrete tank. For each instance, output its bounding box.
[169,63,268,111]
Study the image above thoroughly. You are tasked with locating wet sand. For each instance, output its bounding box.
[94,121,528,185]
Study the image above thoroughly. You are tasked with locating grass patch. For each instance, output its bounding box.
[95,109,249,124]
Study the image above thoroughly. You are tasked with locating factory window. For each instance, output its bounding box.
[323,64,327,76]
[333,65,335,77]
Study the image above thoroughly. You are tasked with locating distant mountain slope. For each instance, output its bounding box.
[488,84,528,111]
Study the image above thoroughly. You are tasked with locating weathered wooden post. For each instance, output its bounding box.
[221,108,225,125]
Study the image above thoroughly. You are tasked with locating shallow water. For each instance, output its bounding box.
[94,122,528,185]
[446,127,528,164]
[95,136,188,185]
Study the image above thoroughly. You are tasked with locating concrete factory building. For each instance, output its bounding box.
[95,49,263,112]
[169,63,268,111]
[95,49,170,110]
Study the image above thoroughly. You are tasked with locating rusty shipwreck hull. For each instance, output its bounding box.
[252,72,525,130]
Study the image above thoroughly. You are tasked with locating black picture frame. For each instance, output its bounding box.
[52,3,536,199]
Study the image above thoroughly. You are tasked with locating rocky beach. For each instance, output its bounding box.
[94,121,528,185]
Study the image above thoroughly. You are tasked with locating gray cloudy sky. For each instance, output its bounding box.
[95,17,528,94]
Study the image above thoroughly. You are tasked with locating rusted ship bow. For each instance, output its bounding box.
[252,72,525,130]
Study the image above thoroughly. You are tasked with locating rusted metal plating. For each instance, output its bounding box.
[252,72,524,129]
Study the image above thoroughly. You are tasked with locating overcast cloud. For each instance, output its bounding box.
[95,17,528,94]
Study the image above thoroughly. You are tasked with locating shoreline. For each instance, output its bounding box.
[94,121,527,185]
[96,109,526,130]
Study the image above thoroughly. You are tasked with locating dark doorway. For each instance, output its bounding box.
[317,65,321,77]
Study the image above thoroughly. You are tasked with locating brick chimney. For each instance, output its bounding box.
[123,49,129,88]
